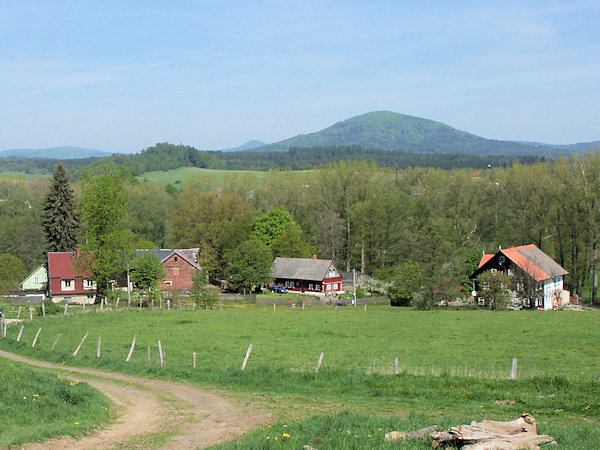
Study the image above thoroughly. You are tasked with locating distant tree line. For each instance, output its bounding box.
[1,143,542,177]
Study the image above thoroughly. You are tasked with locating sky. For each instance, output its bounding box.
[1,1,599,154]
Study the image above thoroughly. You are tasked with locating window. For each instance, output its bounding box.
[174,256,178,261]
[326,284,332,291]
[83,279,95,289]
[309,284,313,290]
[34,276,39,284]
[165,281,172,286]
[295,281,299,287]
[491,268,497,274]
[316,284,320,291]
[62,279,74,291]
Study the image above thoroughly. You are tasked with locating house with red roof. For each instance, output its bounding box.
[47,250,96,304]
[470,244,569,310]
[133,249,201,292]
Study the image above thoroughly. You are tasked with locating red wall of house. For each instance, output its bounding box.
[161,254,198,291]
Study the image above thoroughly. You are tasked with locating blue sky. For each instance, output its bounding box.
[1,1,599,153]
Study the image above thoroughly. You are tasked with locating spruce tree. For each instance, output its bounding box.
[42,162,80,252]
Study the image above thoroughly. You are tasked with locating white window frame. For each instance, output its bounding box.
[62,279,75,291]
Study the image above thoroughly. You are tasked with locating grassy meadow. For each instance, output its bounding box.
[137,167,269,186]
[0,359,112,446]
[0,304,599,448]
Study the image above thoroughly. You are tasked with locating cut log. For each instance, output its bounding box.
[430,414,554,450]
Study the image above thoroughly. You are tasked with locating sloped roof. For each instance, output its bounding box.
[135,248,201,270]
[479,254,494,268]
[501,244,567,281]
[47,252,92,278]
[273,257,339,281]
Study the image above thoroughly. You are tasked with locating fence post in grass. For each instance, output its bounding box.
[178,299,181,309]
[82,301,86,313]
[241,344,253,370]
[64,303,68,316]
[364,304,367,311]
[17,305,22,320]
[41,302,46,318]
[116,297,120,309]
[147,346,151,367]
[16,325,24,342]
[73,332,88,356]
[157,340,164,367]
[193,352,197,369]
[273,303,276,311]
[510,358,518,379]
[315,352,324,373]
[139,297,142,308]
[32,327,42,348]
[50,333,61,351]
[167,300,171,310]
[192,303,196,311]
[394,356,399,375]
[100,298,104,311]
[29,307,34,320]
[302,301,305,310]
[1,317,6,337]
[96,336,101,358]
[125,335,137,362]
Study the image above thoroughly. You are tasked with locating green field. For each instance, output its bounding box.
[0,305,598,448]
[137,167,268,186]
[0,359,111,446]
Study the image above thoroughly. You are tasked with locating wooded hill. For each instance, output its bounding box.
[253,111,585,157]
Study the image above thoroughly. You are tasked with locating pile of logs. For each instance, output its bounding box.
[385,413,556,449]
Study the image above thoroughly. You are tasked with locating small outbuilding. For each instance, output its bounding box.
[470,244,569,310]
[272,256,344,295]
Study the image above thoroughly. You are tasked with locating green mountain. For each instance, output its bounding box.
[258,111,563,157]
[0,146,109,159]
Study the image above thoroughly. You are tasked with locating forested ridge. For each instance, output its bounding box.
[2,151,600,304]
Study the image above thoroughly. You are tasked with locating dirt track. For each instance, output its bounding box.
[0,350,269,449]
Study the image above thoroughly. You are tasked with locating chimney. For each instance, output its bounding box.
[311,254,317,259]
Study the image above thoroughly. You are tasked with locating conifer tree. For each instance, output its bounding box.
[42,162,79,252]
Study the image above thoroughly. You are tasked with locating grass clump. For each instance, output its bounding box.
[0,359,112,446]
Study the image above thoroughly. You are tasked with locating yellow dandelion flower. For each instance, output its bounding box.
[33,394,39,397]
[75,422,79,425]
[283,433,290,438]
[378,428,382,431]
[266,436,270,440]
[368,434,372,437]
[69,382,75,386]
[283,424,287,427]
[347,430,351,434]
[274,436,278,441]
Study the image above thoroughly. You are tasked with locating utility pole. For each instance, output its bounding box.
[352,268,357,306]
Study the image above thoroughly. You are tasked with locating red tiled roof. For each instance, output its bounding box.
[501,244,567,282]
[479,254,494,268]
[47,252,92,279]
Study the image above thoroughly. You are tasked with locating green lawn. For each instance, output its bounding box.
[0,359,111,447]
[0,305,598,448]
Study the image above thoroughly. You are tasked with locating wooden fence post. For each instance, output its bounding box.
[116,298,120,309]
[192,303,196,311]
[364,304,367,311]
[41,302,46,318]
[1,317,6,337]
[17,306,22,320]
[273,303,276,311]
[50,333,61,351]
[394,356,399,375]
[241,344,253,370]
[315,352,324,373]
[302,302,305,310]
[167,300,171,310]
[193,352,197,369]
[16,325,24,342]
[125,335,137,362]
[147,346,152,367]
[64,303,68,316]
[96,336,101,358]
[73,332,88,356]
[29,307,34,320]
[510,358,518,379]
[82,301,86,313]
[157,340,164,367]
[31,327,42,348]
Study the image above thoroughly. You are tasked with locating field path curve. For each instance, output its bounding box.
[0,350,269,449]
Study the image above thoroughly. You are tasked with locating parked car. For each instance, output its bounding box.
[268,284,288,294]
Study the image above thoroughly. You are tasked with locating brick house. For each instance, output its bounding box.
[134,249,201,292]
[47,250,96,304]
[272,256,344,295]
